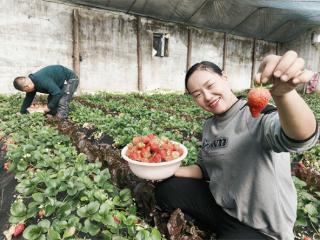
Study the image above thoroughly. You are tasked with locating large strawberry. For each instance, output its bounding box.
[247,87,271,118]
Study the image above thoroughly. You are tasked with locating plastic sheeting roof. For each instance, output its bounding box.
[62,0,320,43]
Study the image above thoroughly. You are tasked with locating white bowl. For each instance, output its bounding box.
[121,141,188,180]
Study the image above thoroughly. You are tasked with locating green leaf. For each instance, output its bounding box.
[99,201,113,215]
[136,229,151,240]
[67,188,77,196]
[68,215,80,227]
[10,200,27,217]
[51,220,68,232]
[309,215,319,223]
[57,203,73,218]
[294,217,308,227]
[101,214,115,226]
[94,190,108,202]
[119,188,131,197]
[77,206,88,218]
[82,176,94,189]
[32,192,44,203]
[301,192,317,201]
[47,228,61,240]
[128,225,135,236]
[83,219,100,236]
[123,215,137,226]
[292,176,307,188]
[305,203,318,216]
[92,213,103,223]
[151,228,162,240]
[45,205,55,217]
[38,235,46,240]
[46,179,59,189]
[23,225,43,240]
[17,160,28,171]
[75,181,86,191]
[26,202,39,218]
[86,201,100,215]
[38,219,51,231]
[76,153,87,164]
[63,226,76,238]
[9,215,26,224]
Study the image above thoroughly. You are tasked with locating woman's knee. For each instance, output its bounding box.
[154,176,208,211]
[154,177,180,209]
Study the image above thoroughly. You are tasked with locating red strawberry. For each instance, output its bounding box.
[150,143,160,153]
[147,134,156,139]
[247,87,271,118]
[113,216,121,224]
[150,154,161,163]
[3,162,10,171]
[298,161,305,169]
[127,134,185,163]
[1,144,7,152]
[142,136,150,144]
[128,152,140,161]
[303,236,312,240]
[13,223,25,237]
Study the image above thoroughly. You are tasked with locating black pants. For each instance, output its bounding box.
[155,177,270,240]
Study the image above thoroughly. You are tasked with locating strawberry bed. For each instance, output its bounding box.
[1,92,319,240]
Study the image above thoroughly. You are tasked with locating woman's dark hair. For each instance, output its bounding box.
[185,61,223,92]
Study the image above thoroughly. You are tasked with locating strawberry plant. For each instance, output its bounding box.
[0,96,164,240]
[293,176,320,239]
[1,92,319,240]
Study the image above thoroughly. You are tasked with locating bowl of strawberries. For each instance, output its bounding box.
[121,134,188,180]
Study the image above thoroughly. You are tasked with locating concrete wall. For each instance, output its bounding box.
[191,29,224,68]
[225,35,253,91]
[0,0,73,93]
[140,18,188,92]
[280,29,320,72]
[279,29,320,92]
[253,40,278,82]
[2,0,307,95]
[79,10,138,93]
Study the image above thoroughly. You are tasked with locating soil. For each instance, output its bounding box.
[0,140,20,239]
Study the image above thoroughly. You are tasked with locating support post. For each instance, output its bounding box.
[136,16,143,92]
[186,28,192,71]
[251,39,256,88]
[72,9,80,92]
[222,32,227,71]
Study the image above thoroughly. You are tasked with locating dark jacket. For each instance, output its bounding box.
[20,65,77,114]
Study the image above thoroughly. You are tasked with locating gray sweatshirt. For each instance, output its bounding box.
[197,98,319,240]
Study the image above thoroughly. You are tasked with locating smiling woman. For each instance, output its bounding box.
[154,50,320,240]
[185,61,238,115]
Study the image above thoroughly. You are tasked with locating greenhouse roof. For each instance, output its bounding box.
[63,0,320,43]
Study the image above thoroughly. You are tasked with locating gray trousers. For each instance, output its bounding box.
[57,78,79,119]
[47,78,79,119]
